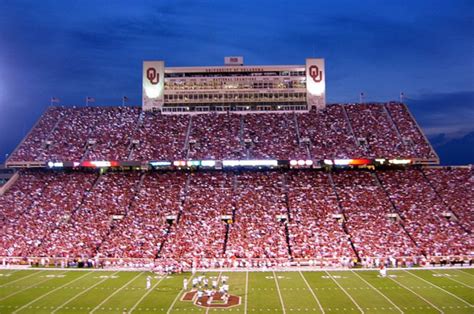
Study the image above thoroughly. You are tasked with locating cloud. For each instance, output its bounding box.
[406,91,474,138]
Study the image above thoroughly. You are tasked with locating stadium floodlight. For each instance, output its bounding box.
[201,160,216,167]
[173,160,186,167]
[150,161,172,167]
[223,160,278,167]
[47,161,64,168]
[305,160,313,166]
[323,159,333,165]
[388,159,411,165]
[297,160,305,166]
[239,160,278,167]
[187,160,200,167]
[222,160,240,167]
[334,159,351,166]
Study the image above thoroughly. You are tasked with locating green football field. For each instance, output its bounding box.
[0,268,472,313]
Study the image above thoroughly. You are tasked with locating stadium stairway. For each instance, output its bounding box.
[156,173,191,258]
[419,168,471,234]
[95,171,145,256]
[371,171,422,252]
[183,115,193,160]
[327,172,360,261]
[383,104,405,146]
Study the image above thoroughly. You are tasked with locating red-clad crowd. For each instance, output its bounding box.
[378,169,473,257]
[7,103,437,163]
[0,168,472,265]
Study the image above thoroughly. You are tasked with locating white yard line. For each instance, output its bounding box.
[0,270,65,301]
[128,274,167,314]
[324,271,364,314]
[51,271,120,314]
[244,271,249,314]
[0,270,45,288]
[12,271,92,314]
[455,269,474,279]
[404,270,473,307]
[299,271,325,314]
[431,270,473,289]
[273,270,287,314]
[388,275,443,313]
[89,271,144,314]
[351,270,403,314]
[166,273,195,314]
[205,272,223,314]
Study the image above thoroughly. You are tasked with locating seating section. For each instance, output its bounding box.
[40,172,140,257]
[423,167,473,232]
[297,105,362,159]
[386,103,437,159]
[131,112,189,160]
[242,113,307,160]
[227,172,289,259]
[377,169,472,257]
[8,107,66,162]
[187,114,244,160]
[332,171,421,258]
[345,104,409,158]
[161,172,232,260]
[0,171,97,257]
[7,103,436,163]
[0,167,472,262]
[99,172,186,258]
[286,171,355,259]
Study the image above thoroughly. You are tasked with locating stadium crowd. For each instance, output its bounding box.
[7,103,437,163]
[1,167,472,268]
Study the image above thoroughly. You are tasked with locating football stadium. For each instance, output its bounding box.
[0,56,472,314]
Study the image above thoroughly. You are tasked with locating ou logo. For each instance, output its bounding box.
[309,65,323,83]
[146,67,159,85]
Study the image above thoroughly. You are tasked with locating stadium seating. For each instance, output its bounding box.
[7,103,437,163]
[226,172,290,259]
[332,171,422,258]
[1,167,472,266]
[423,167,473,232]
[377,169,472,257]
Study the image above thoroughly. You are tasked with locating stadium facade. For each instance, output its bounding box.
[143,56,325,112]
[0,57,472,270]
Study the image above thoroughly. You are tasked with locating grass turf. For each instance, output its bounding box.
[0,268,472,313]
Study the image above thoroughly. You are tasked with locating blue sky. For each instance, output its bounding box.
[0,0,473,163]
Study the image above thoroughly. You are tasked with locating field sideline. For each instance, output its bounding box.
[0,268,472,313]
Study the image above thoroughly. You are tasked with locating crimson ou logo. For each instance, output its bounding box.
[309,65,323,83]
[146,67,159,85]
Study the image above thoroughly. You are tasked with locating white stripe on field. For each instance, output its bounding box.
[404,270,473,307]
[51,271,120,314]
[351,270,403,313]
[129,274,166,313]
[244,271,249,314]
[431,270,473,289]
[90,271,144,313]
[324,271,364,314]
[388,275,443,313]
[0,271,66,302]
[0,270,45,288]
[205,272,222,314]
[273,270,287,314]
[13,271,92,314]
[166,273,195,314]
[299,271,325,314]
